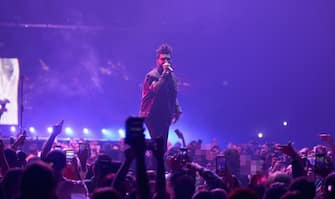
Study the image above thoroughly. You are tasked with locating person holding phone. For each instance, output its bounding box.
[139,44,182,152]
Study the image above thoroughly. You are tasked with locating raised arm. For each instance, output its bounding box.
[41,120,63,160]
[187,162,225,190]
[275,143,305,178]
[320,133,335,163]
[0,139,9,175]
[112,147,135,194]
[11,130,27,151]
[134,135,150,199]
[151,137,167,198]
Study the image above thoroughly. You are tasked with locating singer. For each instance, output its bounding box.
[140,43,182,152]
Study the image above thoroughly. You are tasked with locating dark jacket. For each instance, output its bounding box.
[140,67,181,120]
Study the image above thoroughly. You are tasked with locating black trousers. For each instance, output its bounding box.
[144,116,170,152]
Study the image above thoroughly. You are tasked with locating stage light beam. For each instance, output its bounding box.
[10,126,16,133]
[118,128,125,138]
[47,127,53,134]
[65,127,73,135]
[83,128,89,134]
[29,127,36,134]
[258,132,263,138]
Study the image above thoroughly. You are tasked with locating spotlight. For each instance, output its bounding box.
[47,127,53,134]
[10,126,16,133]
[101,128,107,134]
[283,121,288,126]
[65,127,73,135]
[29,127,36,133]
[258,132,263,138]
[118,128,125,138]
[101,128,113,138]
[83,128,89,134]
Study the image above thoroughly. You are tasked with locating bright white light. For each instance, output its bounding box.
[101,128,108,134]
[65,127,73,135]
[83,128,89,134]
[101,128,113,138]
[10,126,16,133]
[29,127,36,133]
[47,127,53,134]
[258,132,263,138]
[283,121,288,126]
[118,128,125,138]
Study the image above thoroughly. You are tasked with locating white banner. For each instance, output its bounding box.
[0,58,20,125]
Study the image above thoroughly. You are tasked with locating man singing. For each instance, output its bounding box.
[140,44,182,152]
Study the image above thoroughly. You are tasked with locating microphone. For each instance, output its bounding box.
[168,66,174,72]
[163,62,174,72]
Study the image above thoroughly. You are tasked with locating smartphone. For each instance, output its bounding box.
[179,148,189,164]
[65,150,75,163]
[315,154,326,171]
[125,117,145,145]
[216,155,225,175]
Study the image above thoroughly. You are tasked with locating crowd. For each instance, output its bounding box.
[0,120,335,199]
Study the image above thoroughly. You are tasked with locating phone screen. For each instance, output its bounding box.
[315,155,326,171]
[125,117,144,145]
[216,155,225,174]
[66,150,74,162]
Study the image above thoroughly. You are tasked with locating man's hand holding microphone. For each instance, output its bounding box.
[162,61,173,75]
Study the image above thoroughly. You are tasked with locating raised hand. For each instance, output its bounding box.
[12,130,27,150]
[320,133,334,145]
[77,144,89,170]
[52,120,64,136]
[40,120,64,160]
[275,142,298,159]
[124,146,136,162]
